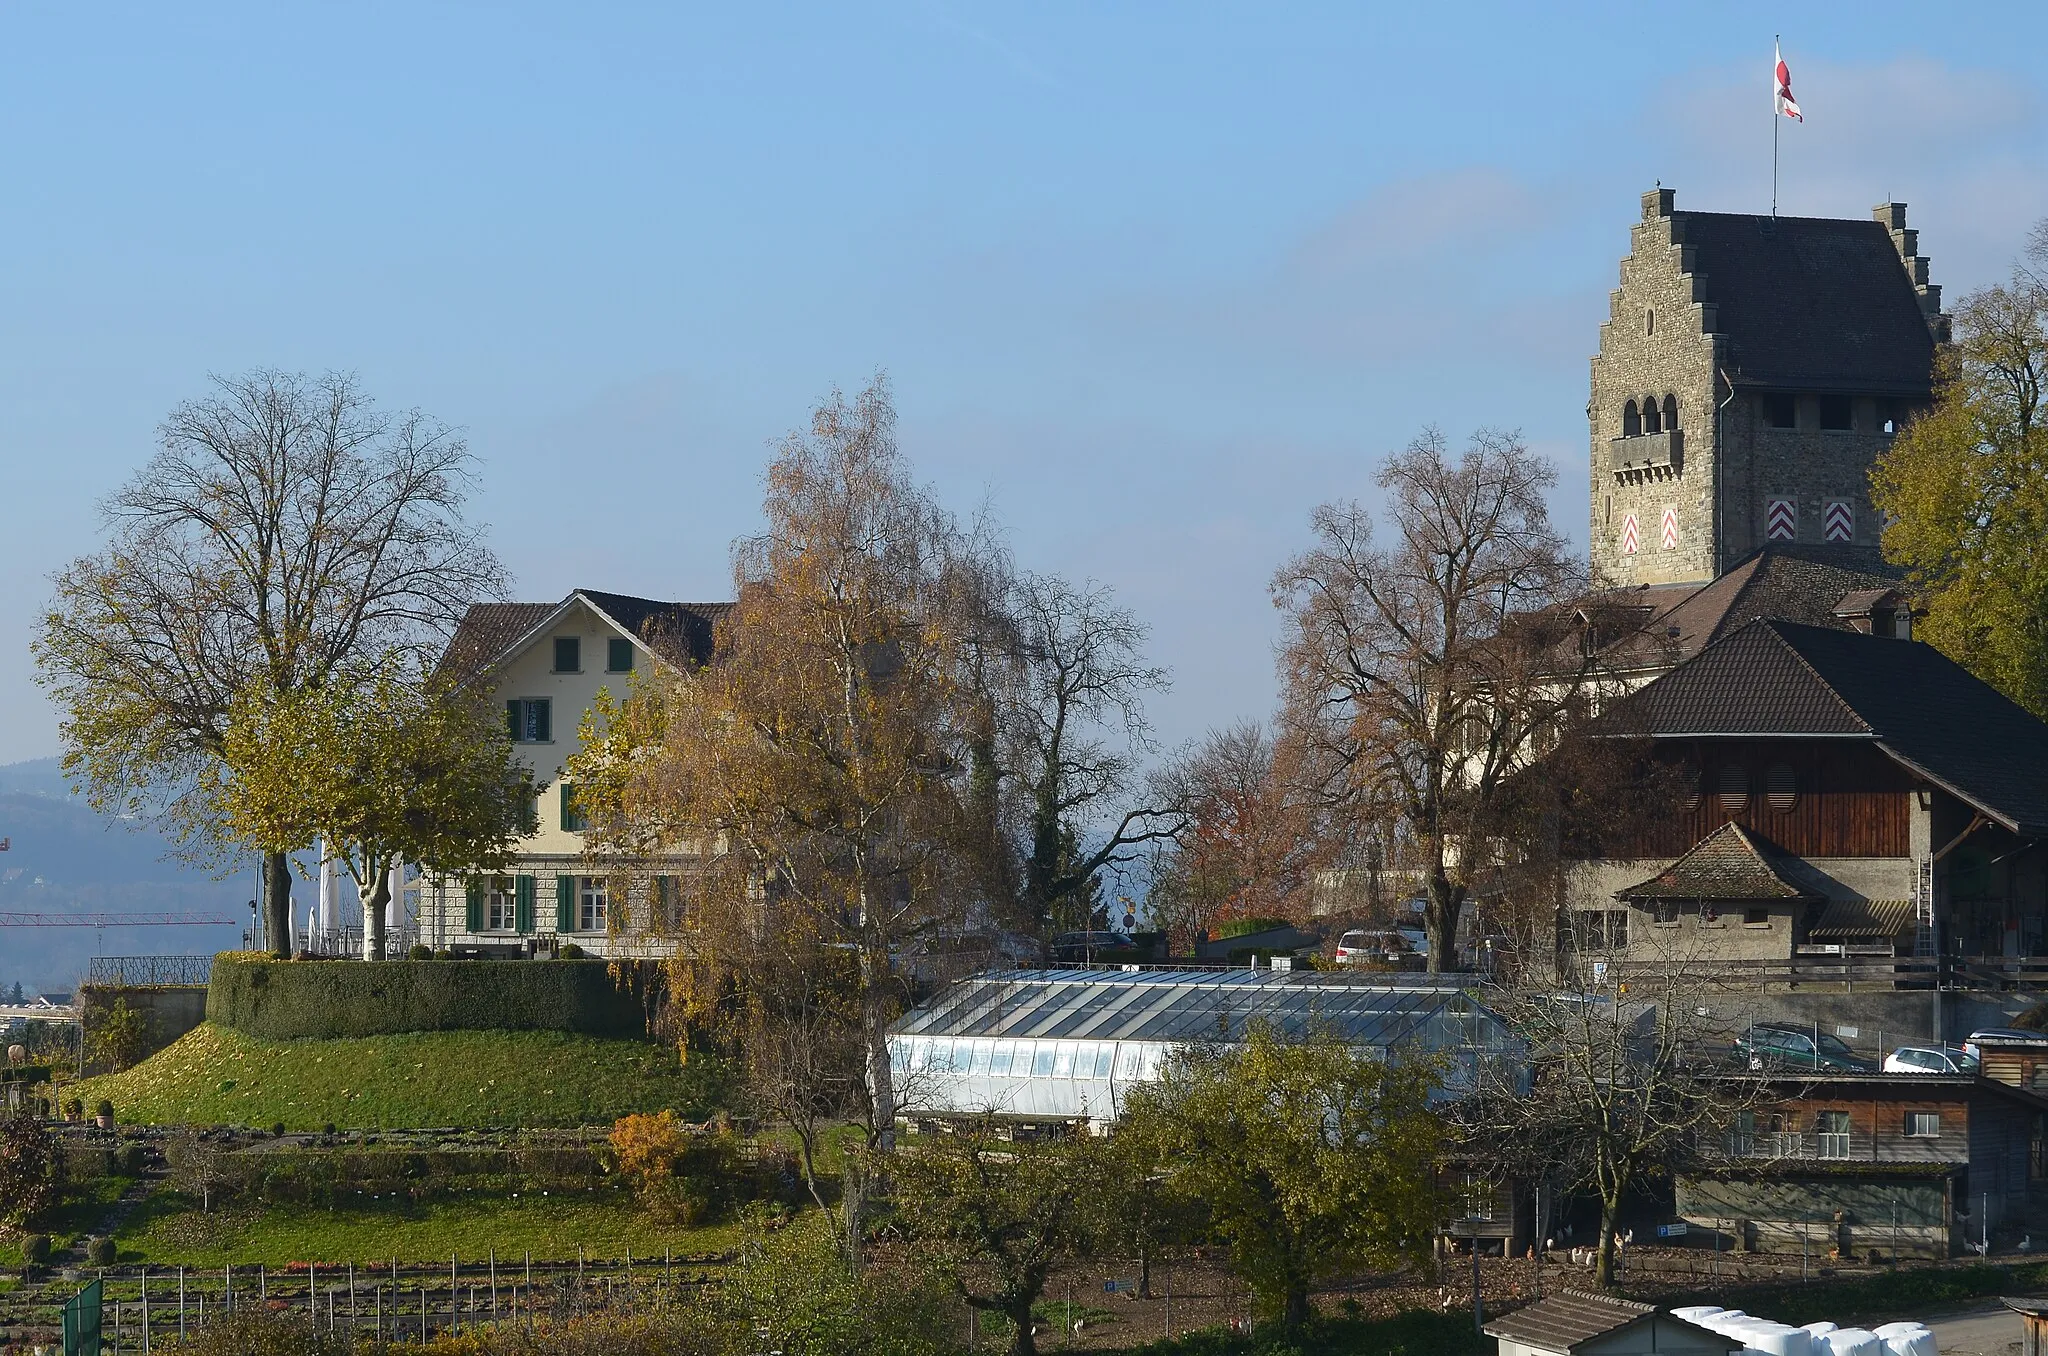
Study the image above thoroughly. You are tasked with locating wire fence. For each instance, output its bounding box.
[85,956,215,988]
[15,1253,725,1352]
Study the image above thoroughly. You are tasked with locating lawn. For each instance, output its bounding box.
[70,1022,728,1130]
[0,1176,127,1269]
[115,1186,742,1267]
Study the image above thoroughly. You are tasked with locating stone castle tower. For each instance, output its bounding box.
[1589,188,1949,587]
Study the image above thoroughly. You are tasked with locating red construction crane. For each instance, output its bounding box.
[0,912,239,927]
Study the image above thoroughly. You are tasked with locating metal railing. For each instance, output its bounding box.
[85,955,213,987]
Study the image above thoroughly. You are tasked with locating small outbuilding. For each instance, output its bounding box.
[1485,1291,1740,1356]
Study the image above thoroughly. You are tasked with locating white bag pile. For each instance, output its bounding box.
[1667,1307,1932,1356]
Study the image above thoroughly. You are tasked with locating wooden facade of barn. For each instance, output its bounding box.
[1677,1073,2048,1257]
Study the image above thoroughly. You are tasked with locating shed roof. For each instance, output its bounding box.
[891,970,1506,1049]
[1807,898,1917,939]
[1482,1290,1698,1354]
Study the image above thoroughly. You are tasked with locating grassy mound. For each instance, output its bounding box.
[72,1022,724,1130]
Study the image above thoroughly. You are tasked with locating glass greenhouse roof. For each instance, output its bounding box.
[891,968,1507,1049]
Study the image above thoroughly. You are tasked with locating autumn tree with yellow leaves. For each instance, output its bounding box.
[1874,230,2048,717]
[570,377,988,1157]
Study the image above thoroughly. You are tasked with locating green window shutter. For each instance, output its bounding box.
[560,782,578,832]
[506,700,520,742]
[608,638,634,673]
[535,700,551,743]
[556,875,576,932]
[465,879,484,933]
[514,875,535,934]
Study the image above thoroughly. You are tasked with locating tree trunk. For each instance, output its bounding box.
[264,851,293,958]
[1137,1243,1152,1299]
[1424,870,1464,975]
[860,942,897,1150]
[364,873,391,960]
[1281,1279,1313,1330]
[1007,1297,1039,1356]
[1593,1187,1624,1287]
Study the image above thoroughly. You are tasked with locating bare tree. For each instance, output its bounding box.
[1469,948,1761,1287]
[34,371,504,954]
[1272,428,1613,970]
[1001,574,1182,933]
[1148,721,1322,950]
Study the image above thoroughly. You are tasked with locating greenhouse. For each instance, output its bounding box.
[887,967,1518,1127]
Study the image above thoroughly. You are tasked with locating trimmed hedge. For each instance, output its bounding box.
[206,955,651,1040]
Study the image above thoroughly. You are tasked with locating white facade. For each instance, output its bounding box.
[422,591,723,959]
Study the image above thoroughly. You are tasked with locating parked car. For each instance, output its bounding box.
[1333,929,1418,967]
[1731,1022,1877,1073]
[1049,931,1136,963]
[1881,1044,1980,1075]
[1963,1028,2048,1058]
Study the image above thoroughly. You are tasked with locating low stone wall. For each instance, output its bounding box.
[77,985,208,1076]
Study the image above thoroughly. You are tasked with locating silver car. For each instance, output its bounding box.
[1881,1044,1979,1075]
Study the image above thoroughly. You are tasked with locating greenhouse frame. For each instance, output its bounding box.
[887,967,1519,1128]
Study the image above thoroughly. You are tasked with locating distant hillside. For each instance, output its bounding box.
[0,755,72,799]
[0,759,250,991]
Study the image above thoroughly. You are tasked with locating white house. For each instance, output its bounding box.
[421,589,730,959]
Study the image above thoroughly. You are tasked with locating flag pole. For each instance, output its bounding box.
[1772,34,1779,218]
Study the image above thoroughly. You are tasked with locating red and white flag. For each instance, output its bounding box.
[1774,41,1802,121]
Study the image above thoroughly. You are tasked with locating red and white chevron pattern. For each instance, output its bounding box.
[1620,513,1639,555]
[1766,498,1796,540]
[1824,501,1853,542]
[1660,507,1679,551]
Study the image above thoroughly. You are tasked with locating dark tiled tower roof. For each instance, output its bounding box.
[1673,207,1941,395]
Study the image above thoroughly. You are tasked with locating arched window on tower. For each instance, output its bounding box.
[1663,395,1680,432]
[1623,400,1641,437]
[1642,397,1661,435]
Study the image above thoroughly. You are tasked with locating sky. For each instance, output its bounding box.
[3,1,2046,768]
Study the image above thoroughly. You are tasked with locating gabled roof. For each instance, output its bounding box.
[1602,619,2048,835]
[1616,823,1820,902]
[438,590,731,684]
[1482,1290,1728,1355]
[1674,209,1938,394]
[1600,545,1902,673]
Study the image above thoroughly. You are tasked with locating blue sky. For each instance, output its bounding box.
[4,2,2046,765]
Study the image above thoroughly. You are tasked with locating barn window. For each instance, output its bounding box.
[1623,400,1642,437]
[1718,764,1749,812]
[1904,1111,1940,1138]
[1663,395,1680,432]
[1681,764,1703,812]
[1765,763,1797,812]
[1816,1109,1851,1159]
[1642,398,1662,434]
[1820,395,1853,431]
[1763,394,1797,429]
